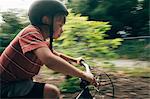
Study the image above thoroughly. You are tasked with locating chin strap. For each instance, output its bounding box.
[49,16,54,52]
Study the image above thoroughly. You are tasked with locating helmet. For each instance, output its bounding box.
[28,0,68,25]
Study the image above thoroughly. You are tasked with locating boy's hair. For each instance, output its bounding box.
[28,0,68,26]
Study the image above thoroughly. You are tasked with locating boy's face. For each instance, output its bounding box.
[53,15,65,39]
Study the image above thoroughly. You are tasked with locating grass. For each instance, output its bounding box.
[59,77,81,93]
[123,67,150,77]
[115,39,150,61]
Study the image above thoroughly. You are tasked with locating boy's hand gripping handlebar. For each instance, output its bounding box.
[79,60,95,89]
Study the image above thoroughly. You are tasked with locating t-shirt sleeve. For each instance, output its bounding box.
[19,31,49,54]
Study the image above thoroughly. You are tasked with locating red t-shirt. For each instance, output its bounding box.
[0,25,49,84]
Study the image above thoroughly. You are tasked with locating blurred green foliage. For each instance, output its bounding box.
[68,0,149,37]
[0,9,29,54]
[54,12,122,58]
[0,9,23,34]
[59,77,81,93]
[0,33,16,54]
[115,39,150,60]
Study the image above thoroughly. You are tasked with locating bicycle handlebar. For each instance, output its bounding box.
[77,60,115,99]
[79,60,92,89]
[80,60,92,74]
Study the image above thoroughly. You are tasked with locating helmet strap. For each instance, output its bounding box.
[49,15,54,52]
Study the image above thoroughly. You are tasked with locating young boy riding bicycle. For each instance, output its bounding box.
[0,0,96,98]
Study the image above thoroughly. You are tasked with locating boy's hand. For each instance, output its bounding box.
[83,72,98,87]
[76,57,84,65]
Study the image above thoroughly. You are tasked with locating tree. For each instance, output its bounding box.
[0,9,29,34]
[0,9,29,54]
[68,0,149,37]
[134,0,149,36]
[54,12,122,58]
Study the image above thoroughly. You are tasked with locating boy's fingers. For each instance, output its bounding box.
[77,57,84,64]
[90,77,99,87]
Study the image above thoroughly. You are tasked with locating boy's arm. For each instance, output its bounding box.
[52,49,80,64]
[33,47,93,83]
[46,39,79,63]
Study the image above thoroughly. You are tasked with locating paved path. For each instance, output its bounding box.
[108,59,150,68]
[93,59,150,68]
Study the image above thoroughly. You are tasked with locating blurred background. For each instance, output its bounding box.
[0,0,149,98]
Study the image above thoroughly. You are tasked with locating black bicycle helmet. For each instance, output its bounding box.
[28,0,68,50]
[28,0,68,25]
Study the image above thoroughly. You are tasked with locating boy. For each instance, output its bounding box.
[0,0,95,98]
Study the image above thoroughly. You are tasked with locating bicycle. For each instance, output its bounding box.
[75,60,115,99]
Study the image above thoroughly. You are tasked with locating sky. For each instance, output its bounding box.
[0,0,37,11]
[0,0,38,23]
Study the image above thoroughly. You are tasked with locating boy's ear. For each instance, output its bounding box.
[42,16,52,25]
